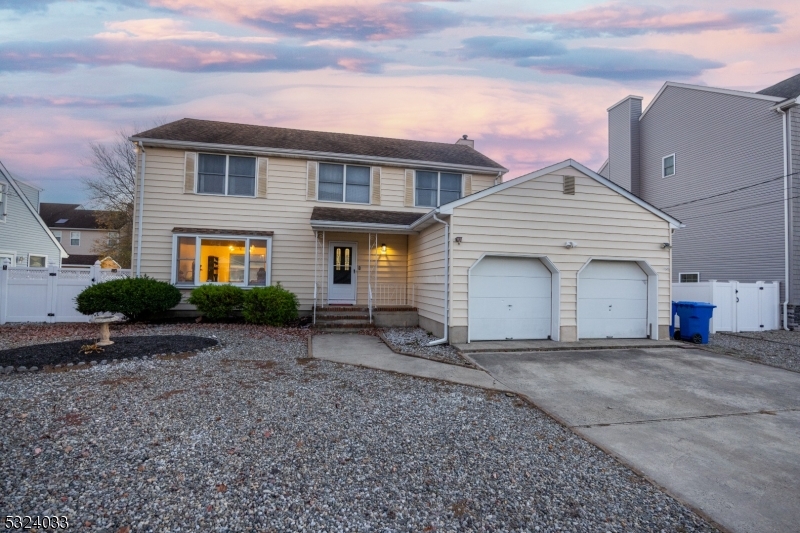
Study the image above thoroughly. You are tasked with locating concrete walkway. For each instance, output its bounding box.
[471,347,800,533]
[455,338,677,353]
[312,334,509,391]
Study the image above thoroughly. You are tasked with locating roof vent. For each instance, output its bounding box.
[456,135,474,149]
[563,176,575,195]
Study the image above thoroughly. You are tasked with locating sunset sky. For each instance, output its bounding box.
[1,0,798,204]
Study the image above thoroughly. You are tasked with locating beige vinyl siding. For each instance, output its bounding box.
[407,221,446,326]
[469,173,497,194]
[136,148,438,309]
[450,170,672,336]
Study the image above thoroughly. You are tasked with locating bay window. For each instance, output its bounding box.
[415,171,462,207]
[197,154,256,196]
[318,163,370,204]
[173,234,271,287]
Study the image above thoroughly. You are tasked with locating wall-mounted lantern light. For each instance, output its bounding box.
[454,236,463,244]
[381,243,387,253]
[564,241,577,249]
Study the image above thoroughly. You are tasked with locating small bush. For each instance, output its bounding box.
[76,276,182,321]
[188,284,244,321]
[242,283,299,326]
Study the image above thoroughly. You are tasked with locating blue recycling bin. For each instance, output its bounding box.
[674,301,716,344]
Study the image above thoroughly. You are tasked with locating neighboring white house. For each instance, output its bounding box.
[131,119,681,342]
[0,159,66,268]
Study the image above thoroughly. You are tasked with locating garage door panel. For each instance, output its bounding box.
[579,298,648,319]
[578,260,648,339]
[470,275,551,298]
[470,256,552,341]
[471,297,552,319]
[471,318,551,341]
[579,318,647,339]
[581,279,648,300]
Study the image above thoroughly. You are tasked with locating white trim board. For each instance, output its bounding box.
[0,160,67,259]
[437,159,684,229]
[640,81,785,120]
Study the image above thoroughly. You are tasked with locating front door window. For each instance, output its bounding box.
[333,246,352,285]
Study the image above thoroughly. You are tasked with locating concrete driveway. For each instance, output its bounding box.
[470,347,800,533]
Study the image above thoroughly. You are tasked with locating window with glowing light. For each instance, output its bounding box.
[173,234,271,287]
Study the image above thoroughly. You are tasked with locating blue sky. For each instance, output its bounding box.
[0,0,797,204]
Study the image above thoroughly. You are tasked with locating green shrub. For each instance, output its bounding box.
[188,284,244,321]
[75,276,182,321]
[242,283,299,326]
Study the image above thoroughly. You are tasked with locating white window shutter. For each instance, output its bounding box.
[463,174,472,196]
[404,169,414,207]
[184,152,197,193]
[257,157,268,198]
[307,161,317,201]
[371,167,381,205]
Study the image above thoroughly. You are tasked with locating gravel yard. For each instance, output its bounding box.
[709,330,800,373]
[379,327,472,367]
[1,323,715,532]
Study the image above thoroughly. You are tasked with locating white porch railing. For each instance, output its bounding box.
[374,283,415,307]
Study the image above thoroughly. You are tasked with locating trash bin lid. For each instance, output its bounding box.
[675,301,716,308]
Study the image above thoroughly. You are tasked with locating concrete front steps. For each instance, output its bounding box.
[314,306,373,332]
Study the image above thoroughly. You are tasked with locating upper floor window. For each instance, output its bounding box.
[70,231,80,246]
[416,171,462,207]
[663,154,675,178]
[318,163,370,204]
[53,230,62,243]
[107,231,119,246]
[198,154,256,197]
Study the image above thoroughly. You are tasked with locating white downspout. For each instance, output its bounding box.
[778,107,790,330]
[494,170,503,186]
[428,213,449,346]
[135,141,146,277]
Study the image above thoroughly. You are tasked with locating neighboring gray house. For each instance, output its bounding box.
[600,72,800,325]
[0,159,66,267]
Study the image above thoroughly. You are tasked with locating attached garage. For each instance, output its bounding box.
[469,256,557,341]
[578,260,649,339]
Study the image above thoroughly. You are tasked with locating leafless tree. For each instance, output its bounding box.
[83,121,164,268]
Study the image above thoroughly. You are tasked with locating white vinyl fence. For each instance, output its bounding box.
[0,260,131,324]
[672,280,780,333]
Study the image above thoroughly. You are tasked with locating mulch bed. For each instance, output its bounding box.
[0,335,218,368]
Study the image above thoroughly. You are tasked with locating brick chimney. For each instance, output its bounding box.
[456,134,474,148]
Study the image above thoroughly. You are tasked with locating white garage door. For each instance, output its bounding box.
[470,256,552,341]
[578,260,647,339]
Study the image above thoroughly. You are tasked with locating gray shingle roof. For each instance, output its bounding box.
[757,72,800,100]
[133,119,506,170]
[40,203,107,229]
[311,207,426,226]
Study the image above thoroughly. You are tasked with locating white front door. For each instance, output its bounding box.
[578,260,648,339]
[328,241,357,304]
[470,256,552,341]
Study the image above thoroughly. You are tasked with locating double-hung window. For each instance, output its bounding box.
[70,231,80,246]
[663,154,675,178]
[318,163,370,204]
[197,154,256,197]
[415,171,462,207]
[174,234,271,287]
[107,231,119,246]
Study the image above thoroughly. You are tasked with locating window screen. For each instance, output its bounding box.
[198,154,226,194]
[345,166,370,204]
[415,171,438,207]
[439,173,462,205]
[318,163,344,201]
[227,156,256,196]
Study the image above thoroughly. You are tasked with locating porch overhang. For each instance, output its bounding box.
[310,207,441,234]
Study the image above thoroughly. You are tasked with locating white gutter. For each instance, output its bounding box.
[129,137,509,175]
[778,106,790,330]
[428,213,450,346]
[135,141,146,277]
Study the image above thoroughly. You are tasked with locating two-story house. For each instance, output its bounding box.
[0,159,66,268]
[599,72,800,326]
[39,203,122,268]
[131,119,680,342]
